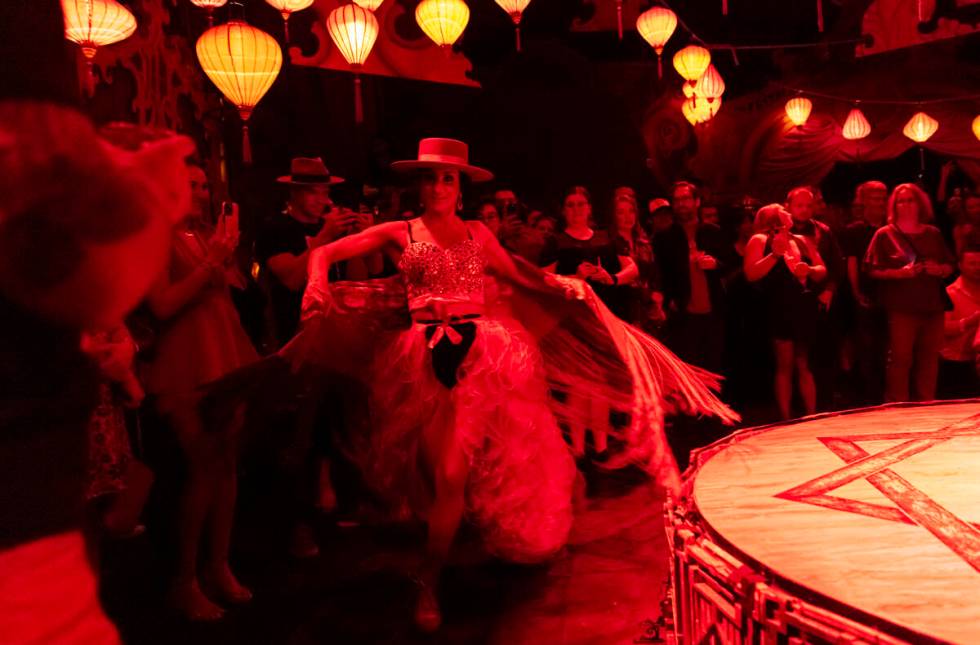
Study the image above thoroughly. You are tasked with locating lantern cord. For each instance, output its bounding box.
[242,122,252,165]
[354,74,364,125]
[515,25,522,52]
[817,0,824,33]
[774,82,980,106]
[616,0,624,41]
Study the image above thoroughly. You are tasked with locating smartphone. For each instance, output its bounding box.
[221,201,239,237]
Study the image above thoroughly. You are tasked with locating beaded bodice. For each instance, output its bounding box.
[398,239,487,311]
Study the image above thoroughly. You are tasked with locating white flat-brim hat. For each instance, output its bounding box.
[391,138,493,183]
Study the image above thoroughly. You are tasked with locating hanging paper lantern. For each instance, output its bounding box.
[353,0,385,9]
[189,0,228,26]
[682,95,722,125]
[494,0,532,51]
[973,115,980,142]
[416,0,470,48]
[265,0,315,42]
[636,7,677,79]
[785,97,812,128]
[692,63,724,103]
[842,107,871,141]
[197,19,282,163]
[62,0,136,59]
[327,4,379,124]
[673,45,711,87]
[903,111,939,143]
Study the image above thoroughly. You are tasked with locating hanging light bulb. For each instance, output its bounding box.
[692,63,724,103]
[327,3,379,124]
[494,0,532,52]
[785,97,812,128]
[189,0,228,26]
[636,7,677,79]
[903,111,939,143]
[416,0,470,48]
[973,115,980,142]
[62,0,137,90]
[265,0,315,42]
[353,0,385,9]
[842,107,871,141]
[197,18,282,163]
[673,45,711,87]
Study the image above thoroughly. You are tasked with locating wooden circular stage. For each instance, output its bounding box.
[670,400,980,644]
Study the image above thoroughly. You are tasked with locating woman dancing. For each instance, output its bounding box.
[292,138,736,632]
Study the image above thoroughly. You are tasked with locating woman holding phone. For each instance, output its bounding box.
[744,203,826,420]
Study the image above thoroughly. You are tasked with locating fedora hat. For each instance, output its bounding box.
[277,157,344,186]
[391,138,493,183]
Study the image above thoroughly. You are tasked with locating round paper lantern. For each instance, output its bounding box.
[785,97,812,128]
[62,0,136,60]
[973,115,980,142]
[197,19,282,163]
[189,0,228,26]
[842,107,871,141]
[494,0,532,51]
[637,6,676,78]
[265,0,315,41]
[416,0,470,48]
[682,95,722,125]
[692,63,724,103]
[327,4,379,123]
[353,0,385,9]
[903,111,939,143]
[673,45,711,86]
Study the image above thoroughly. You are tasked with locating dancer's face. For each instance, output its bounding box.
[420,169,460,217]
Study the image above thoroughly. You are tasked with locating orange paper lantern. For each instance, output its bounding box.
[903,111,939,143]
[265,0,314,41]
[692,63,724,103]
[197,19,282,163]
[416,0,470,48]
[494,0,532,51]
[353,0,385,9]
[785,97,812,128]
[673,45,711,86]
[189,0,228,25]
[973,115,980,142]
[682,95,722,125]
[636,7,676,79]
[842,107,871,141]
[62,0,136,60]
[327,4,379,123]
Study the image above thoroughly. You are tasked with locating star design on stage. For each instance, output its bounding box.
[776,412,980,573]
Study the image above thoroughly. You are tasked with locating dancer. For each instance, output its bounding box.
[287,138,737,632]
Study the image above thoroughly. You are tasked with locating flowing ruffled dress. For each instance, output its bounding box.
[278,228,738,563]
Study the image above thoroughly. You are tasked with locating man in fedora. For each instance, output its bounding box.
[256,157,358,558]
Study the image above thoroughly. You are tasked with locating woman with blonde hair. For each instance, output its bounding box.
[864,183,954,402]
[744,204,826,419]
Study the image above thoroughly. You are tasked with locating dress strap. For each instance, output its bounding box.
[406,219,416,243]
[466,222,474,241]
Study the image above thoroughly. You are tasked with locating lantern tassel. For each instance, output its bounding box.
[657,54,663,79]
[354,74,364,125]
[242,122,252,165]
[283,13,291,45]
[86,59,96,95]
[723,0,728,15]
[616,0,624,41]
[515,25,521,52]
[816,0,824,32]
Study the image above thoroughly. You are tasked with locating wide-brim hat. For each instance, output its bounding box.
[391,138,494,183]
[277,157,344,186]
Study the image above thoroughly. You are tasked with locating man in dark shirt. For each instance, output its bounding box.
[653,182,728,372]
[256,158,356,346]
[840,180,888,404]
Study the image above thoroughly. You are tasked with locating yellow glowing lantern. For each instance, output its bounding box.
[637,7,676,79]
[973,115,980,142]
[353,0,385,9]
[62,0,136,88]
[494,0,532,51]
[842,107,871,141]
[693,63,724,103]
[327,4,379,124]
[197,19,282,163]
[416,0,470,48]
[673,45,711,87]
[785,97,812,128]
[265,0,315,42]
[189,0,228,26]
[682,95,721,125]
[903,111,939,143]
